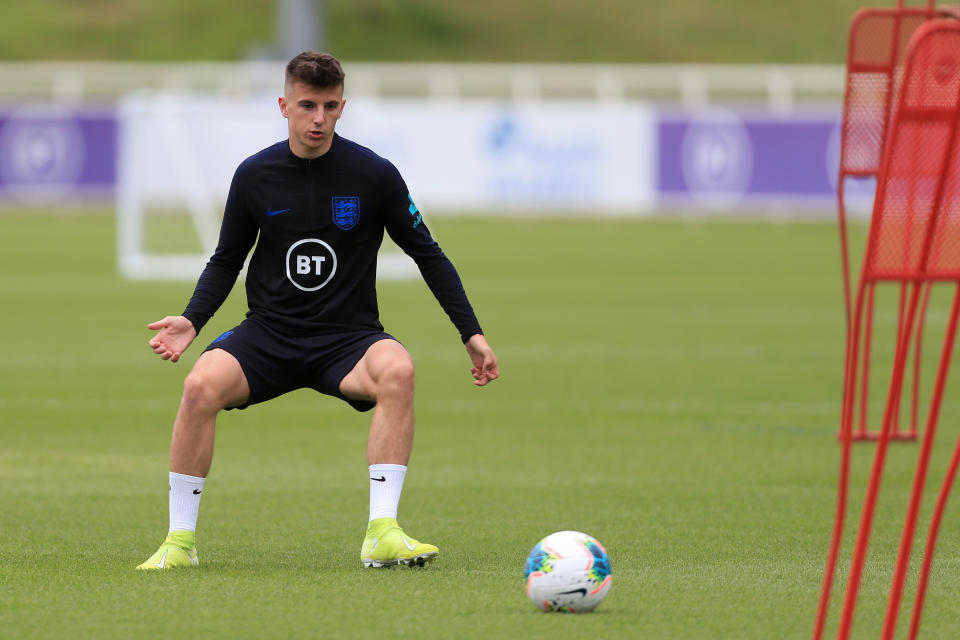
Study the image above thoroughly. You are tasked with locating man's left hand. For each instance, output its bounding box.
[465,334,499,387]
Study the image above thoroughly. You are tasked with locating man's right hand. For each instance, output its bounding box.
[148,316,198,363]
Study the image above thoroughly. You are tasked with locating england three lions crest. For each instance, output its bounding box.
[332,196,360,230]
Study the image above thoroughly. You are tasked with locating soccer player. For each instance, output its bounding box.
[136,52,499,570]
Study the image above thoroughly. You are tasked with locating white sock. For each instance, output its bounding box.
[169,471,205,533]
[369,464,407,521]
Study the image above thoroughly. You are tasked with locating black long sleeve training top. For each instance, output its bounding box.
[182,134,483,343]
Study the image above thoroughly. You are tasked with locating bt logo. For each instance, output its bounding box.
[285,238,337,291]
[295,255,325,274]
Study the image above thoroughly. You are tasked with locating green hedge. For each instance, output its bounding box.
[3,0,879,63]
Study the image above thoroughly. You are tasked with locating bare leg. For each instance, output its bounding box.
[170,349,250,477]
[339,340,440,566]
[136,348,251,569]
[339,339,416,465]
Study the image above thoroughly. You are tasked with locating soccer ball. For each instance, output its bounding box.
[524,530,612,613]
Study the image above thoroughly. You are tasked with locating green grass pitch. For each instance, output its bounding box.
[4,211,960,639]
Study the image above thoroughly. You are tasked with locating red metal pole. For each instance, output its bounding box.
[881,283,960,639]
[859,283,877,437]
[814,279,870,640]
[893,283,908,436]
[910,282,933,438]
[835,282,923,639]
[908,410,960,639]
[812,427,853,640]
[838,178,852,335]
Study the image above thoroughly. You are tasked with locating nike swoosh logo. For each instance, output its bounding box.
[192,489,202,495]
[400,533,418,551]
[267,208,291,217]
[155,550,169,569]
[371,476,386,482]
[559,588,587,597]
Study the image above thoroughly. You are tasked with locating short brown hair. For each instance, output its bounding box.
[285,51,345,91]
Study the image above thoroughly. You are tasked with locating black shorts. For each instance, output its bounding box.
[203,319,396,412]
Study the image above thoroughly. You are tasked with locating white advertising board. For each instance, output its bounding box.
[340,98,656,212]
[118,94,657,212]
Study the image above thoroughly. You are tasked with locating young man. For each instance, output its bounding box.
[136,52,498,570]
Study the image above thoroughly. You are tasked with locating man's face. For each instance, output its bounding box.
[279,81,345,159]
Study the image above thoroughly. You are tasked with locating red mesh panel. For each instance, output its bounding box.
[843,73,891,172]
[841,10,932,176]
[926,131,960,277]
[866,22,960,280]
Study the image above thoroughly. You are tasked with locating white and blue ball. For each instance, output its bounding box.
[524,530,612,613]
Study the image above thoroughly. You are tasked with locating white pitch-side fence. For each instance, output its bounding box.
[0,61,844,109]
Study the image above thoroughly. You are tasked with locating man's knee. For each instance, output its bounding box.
[181,370,228,414]
[180,351,248,414]
[377,354,415,397]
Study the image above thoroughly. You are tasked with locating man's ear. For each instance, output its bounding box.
[278,96,288,118]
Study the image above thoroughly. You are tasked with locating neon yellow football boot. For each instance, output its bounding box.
[361,518,439,568]
[136,531,199,570]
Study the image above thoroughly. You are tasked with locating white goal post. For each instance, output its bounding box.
[115,92,418,281]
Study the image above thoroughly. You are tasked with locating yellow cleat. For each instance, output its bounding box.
[136,531,199,570]
[361,518,439,568]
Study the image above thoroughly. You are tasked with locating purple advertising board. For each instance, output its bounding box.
[657,108,848,212]
[0,105,115,204]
